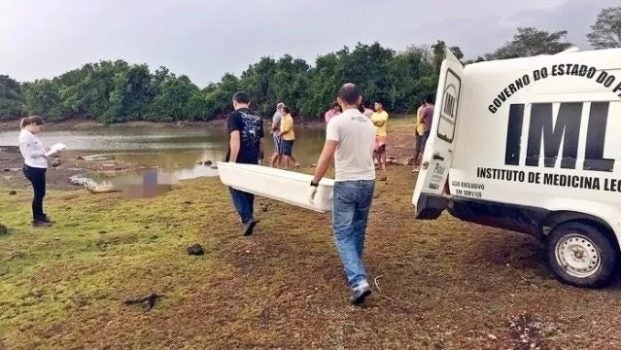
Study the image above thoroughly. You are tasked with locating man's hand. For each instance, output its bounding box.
[308,186,318,204]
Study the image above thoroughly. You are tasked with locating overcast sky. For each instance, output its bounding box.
[0,0,616,87]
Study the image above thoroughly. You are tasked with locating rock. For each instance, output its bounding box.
[76,156,85,161]
[197,160,213,166]
[3,168,9,172]
[83,154,115,162]
[8,190,16,196]
[51,158,61,167]
[9,250,26,260]
[0,224,7,235]
[210,165,218,170]
[123,293,162,310]
[187,244,204,256]
[183,201,192,205]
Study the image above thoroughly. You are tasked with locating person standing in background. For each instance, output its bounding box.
[279,106,296,169]
[363,102,374,119]
[19,116,52,227]
[324,101,342,125]
[309,83,376,305]
[226,91,264,236]
[270,102,285,167]
[371,100,389,175]
[421,94,435,153]
[412,101,425,172]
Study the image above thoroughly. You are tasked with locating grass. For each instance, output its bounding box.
[2,121,621,349]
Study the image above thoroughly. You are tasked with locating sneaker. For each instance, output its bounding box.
[242,219,258,236]
[32,220,52,228]
[40,215,54,224]
[351,281,371,305]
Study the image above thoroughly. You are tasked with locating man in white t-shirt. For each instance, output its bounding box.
[309,83,376,305]
[270,102,285,167]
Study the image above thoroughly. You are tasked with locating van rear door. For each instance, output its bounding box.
[412,50,463,219]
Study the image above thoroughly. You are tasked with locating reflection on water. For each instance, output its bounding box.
[0,125,327,196]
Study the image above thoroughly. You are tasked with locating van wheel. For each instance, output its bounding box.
[546,222,618,288]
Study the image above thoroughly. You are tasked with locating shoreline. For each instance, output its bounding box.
[0,118,229,132]
[0,114,412,132]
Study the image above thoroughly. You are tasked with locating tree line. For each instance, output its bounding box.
[0,7,619,123]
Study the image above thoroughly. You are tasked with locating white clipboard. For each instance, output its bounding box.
[45,143,66,157]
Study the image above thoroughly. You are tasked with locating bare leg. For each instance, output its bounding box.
[412,149,421,171]
[380,149,387,171]
[270,153,280,167]
[290,154,300,167]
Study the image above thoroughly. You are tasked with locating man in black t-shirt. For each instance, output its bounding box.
[226,91,264,236]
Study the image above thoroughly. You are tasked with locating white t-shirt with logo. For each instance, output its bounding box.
[19,129,48,168]
[326,108,376,182]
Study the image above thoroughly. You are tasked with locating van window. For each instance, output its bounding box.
[437,69,461,143]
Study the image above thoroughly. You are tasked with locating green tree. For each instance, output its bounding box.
[490,27,572,59]
[0,75,25,119]
[146,75,200,122]
[23,79,65,120]
[302,52,344,117]
[390,46,437,113]
[587,7,621,49]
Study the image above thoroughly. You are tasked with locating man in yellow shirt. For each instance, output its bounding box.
[371,100,389,173]
[413,102,425,172]
[279,106,296,169]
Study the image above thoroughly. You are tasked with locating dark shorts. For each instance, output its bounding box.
[282,140,294,156]
[273,135,283,154]
[421,130,431,150]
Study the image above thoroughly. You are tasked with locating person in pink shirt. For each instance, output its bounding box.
[324,101,342,124]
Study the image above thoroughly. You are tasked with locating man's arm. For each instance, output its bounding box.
[229,130,241,163]
[312,140,338,184]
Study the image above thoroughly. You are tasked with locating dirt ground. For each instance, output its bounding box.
[2,118,621,349]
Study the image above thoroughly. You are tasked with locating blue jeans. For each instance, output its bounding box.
[332,180,375,288]
[229,188,254,224]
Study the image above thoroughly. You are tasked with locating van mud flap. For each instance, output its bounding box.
[415,194,449,220]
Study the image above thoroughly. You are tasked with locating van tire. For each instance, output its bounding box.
[546,222,618,288]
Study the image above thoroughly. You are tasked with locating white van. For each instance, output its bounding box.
[413,48,621,287]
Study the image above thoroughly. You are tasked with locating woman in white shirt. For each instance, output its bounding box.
[19,116,52,227]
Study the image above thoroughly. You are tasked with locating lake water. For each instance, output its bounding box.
[0,125,326,196]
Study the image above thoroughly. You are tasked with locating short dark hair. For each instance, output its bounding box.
[424,94,435,105]
[20,116,44,129]
[330,101,340,109]
[232,91,250,104]
[337,83,361,105]
[282,106,291,114]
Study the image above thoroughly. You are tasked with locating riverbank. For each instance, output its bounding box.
[0,115,347,132]
[0,118,228,132]
[0,146,151,190]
